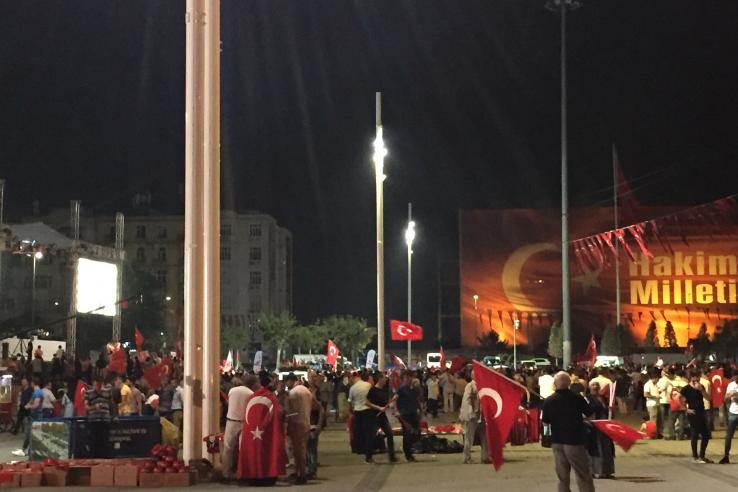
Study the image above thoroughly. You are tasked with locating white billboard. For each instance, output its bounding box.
[76,258,118,316]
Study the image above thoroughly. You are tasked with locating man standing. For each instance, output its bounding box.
[347,372,374,463]
[541,371,595,492]
[285,374,316,484]
[366,372,397,462]
[12,378,42,457]
[681,372,712,463]
[114,377,132,416]
[459,374,480,464]
[396,372,421,463]
[222,375,259,480]
[171,379,184,430]
[426,373,440,418]
[657,369,675,439]
[442,371,455,413]
[719,369,738,464]
[85,375,113,419]
[643,371,661,436]
[539,367,556,401]
[41,381,57,418]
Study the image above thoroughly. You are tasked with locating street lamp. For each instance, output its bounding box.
[404,206,416,366]
[513,317,520,369]
[31,250,44,329]
[373,92,388,371]
[472,294,480,338]
[546,0,581,368]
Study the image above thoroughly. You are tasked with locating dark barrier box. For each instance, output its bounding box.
[72,416,161,459]
[31,416,161,459]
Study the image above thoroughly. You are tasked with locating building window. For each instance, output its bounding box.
[157,227,168,239]
[250,298,262,313]
[249,271,262,287]
[249,247,261,263]
[221,224,232,238]
[220,247,231,261]
[249,224,262,238]
[136,226,146,239]
[158,247,167,262]
[157,270,167,284]
[136,247,146,262]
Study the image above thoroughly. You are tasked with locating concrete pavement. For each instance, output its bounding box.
[3,416,738,491]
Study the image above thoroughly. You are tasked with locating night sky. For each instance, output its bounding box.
[2,1,738,347]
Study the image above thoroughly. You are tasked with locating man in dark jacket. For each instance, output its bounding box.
[542,371,595,492]
[396,372,421,463]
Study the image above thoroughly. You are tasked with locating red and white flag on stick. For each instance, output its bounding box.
[472,361,526,471]
[327,340,340,368]
[591,420,645,452]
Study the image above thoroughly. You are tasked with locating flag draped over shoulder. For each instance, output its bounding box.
[472,361,526,471]
[237,387,287,480]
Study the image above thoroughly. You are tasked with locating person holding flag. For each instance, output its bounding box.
[541,371,595,492]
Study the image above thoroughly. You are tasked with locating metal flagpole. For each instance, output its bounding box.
[613,144,621,326]
[406,203,414,366]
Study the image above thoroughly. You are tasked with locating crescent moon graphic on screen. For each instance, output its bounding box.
[397,325,409,336]
[501,243,559,312]
[478,388,503,419]
[245,396,274,425]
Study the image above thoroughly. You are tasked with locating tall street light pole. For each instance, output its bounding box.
[373,92,388,371]
[405,204,416,366]
[31,250,43,329]
[546,0,580,368]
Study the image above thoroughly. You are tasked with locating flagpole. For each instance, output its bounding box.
[613,144,621,327]
[405,203,415,367]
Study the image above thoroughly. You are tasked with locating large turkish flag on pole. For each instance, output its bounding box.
[591,420,644,452]
[390,320,423,341]
[472,361,526,471]
[237,387,287,480]
[709,368,726,408]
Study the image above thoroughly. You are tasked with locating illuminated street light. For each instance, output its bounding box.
[374,92,387,371]
[34,251,44,260]
[405,207,416,365]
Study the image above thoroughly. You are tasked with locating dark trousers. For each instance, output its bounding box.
[354,410,375,459]
[688,412,710,459]
[427,399,439,418]
[724,413,738,457]
[376,414,395,459]
[400,413,420,459]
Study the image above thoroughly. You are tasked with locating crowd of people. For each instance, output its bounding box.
[4,344,738,488]
[5,342,183,458]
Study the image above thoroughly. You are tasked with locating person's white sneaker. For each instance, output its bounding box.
[11,449,26,457]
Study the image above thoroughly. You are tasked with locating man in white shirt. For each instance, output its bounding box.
[41,382,57,418]
[643,372,661,434]
[538,368,555,400]
[222,375,259,480]
[656,369,674,439]
[426,373,440,418]
[171,380,184,430]
[347,372,374,463]
[720,370,738,464]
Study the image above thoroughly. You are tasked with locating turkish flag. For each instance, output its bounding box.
[592,420,644,452]
[106,343,127,375]
[143,363,166,390]
[472,361,526,470]
[134,327,145,349]
[449,355,468,374]
[390,320,423,341]
[709,368,726,408]
[237,387,287,480]
[327,340,339,367]
[73,380,88,417]
[439,346,446,369]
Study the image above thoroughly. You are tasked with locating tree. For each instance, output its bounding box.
[318,315,373,364]
[221,325,250,360]
[663,320,678,348]
[547,322,563,361]
[477,330,508,354]
[600,324,619,355]
[643,320,660,348]
[257,311,298,368]
[693,323,711,359]
[615,324,634,355]
[712,320,738,360]
[291,324,328,354]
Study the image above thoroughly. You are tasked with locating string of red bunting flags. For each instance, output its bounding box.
[571,194,738,273]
